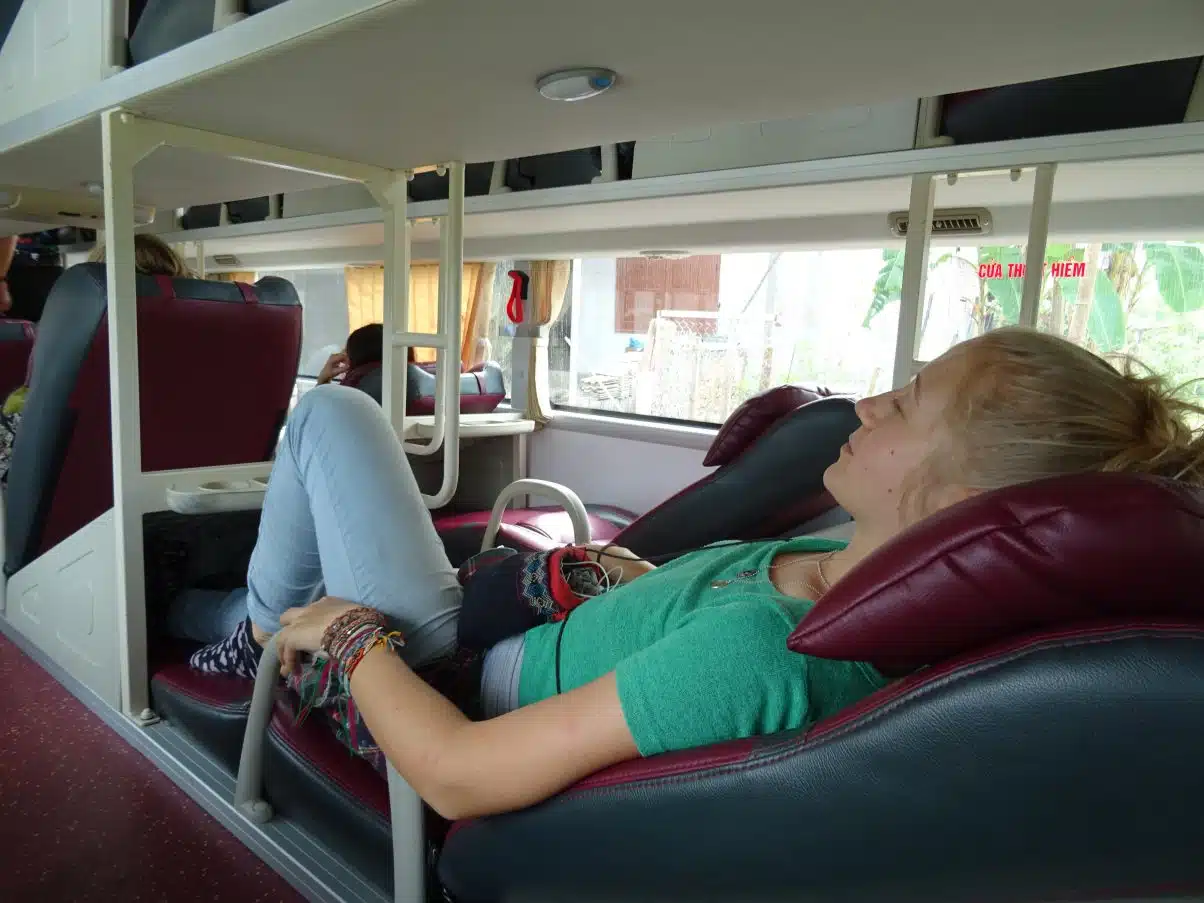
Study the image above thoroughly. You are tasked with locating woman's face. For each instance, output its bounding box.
[823,347,974,535]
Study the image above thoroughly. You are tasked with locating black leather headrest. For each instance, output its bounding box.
[615,397,860,561]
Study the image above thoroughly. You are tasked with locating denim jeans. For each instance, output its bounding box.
[167,384,462,668]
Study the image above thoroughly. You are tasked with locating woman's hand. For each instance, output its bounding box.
[582,542,656,584]
[275,595,362,675]
[316,351,350,385]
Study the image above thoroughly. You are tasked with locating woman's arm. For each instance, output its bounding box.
[276,597,639,820]
[350,646,637,819]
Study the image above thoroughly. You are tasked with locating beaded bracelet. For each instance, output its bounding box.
[321,607,406,685]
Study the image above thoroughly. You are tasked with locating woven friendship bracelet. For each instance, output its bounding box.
[321,607,384,656]
[321,606,405,686]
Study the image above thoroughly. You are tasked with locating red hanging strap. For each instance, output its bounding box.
[506,269,529,324]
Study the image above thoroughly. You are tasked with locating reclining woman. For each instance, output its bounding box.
[178,328,1204,820]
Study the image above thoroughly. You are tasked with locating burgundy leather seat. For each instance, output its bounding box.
[4,264,301,574]
[438,472,1204,903]
[342,360,509,416]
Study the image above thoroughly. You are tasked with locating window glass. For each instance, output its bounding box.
[1035,240,1204,396]
[908,238,1203,406]
[911,244,1026,362]
[479,260,518,400]
[255,267,350,378]
[551,251,901,424]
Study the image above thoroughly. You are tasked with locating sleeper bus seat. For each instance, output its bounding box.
[434,505,636,569]
[435,472,1204,903]
[0,319,34,399]
[406,360,508,416]
[147,507,270,773]
[338,360,508,416]
[3,263,302,575]
[220,470,1204,901]
[430,388,860,567]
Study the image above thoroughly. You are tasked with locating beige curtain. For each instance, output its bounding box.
[524,260,572,423]
[213,271,257,283]
[344,263,492,367]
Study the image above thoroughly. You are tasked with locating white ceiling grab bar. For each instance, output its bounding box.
[481,480,593,553]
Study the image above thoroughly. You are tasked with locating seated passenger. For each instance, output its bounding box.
[0,235,194,484]
[177,328,1203,820]
[315,323,384,388]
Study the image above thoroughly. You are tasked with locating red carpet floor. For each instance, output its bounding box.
[0,631,306,902]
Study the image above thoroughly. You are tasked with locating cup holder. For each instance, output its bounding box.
[200,480,258,492]
[166,476,270,515]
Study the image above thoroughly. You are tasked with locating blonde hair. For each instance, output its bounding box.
[933,328,1204,495]
[88,234,194,278]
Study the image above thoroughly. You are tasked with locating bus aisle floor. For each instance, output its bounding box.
[0,632,305,903]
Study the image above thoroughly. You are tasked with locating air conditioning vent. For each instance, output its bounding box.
[888,207,992,238]
[213,254,242,267]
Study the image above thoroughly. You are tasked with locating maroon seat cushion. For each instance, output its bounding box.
[789,473,1204,676]
[703,384,832,467]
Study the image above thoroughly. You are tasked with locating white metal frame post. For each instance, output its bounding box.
[95,109,458,899]
[376,174,412,433]
[892,174,936,389]
[1018,163,1057,328]
[103,0,130,76]
[95,111,474,715]
[102,109,165,721]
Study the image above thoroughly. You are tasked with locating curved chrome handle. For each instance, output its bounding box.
[481,479,592,552]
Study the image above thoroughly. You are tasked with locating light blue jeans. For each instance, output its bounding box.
[167,385,462,668]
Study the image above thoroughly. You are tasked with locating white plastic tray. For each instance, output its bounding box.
[165,478,269,515]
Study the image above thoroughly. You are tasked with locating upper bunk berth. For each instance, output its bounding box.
[1,0,1203,241]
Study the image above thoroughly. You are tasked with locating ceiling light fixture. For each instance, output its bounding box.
[537,68,618,102]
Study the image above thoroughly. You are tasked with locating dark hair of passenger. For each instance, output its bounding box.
[346,323,384,369]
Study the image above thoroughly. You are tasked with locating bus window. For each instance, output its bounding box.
[901,239,1203,400]
[546,249,902,426]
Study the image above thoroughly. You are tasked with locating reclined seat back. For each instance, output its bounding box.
[0,319,34,400]
[342,360,508,415]
[613,395,860,561]
[4,264,301,574]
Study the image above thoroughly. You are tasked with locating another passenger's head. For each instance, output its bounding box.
[824,327,1204,541]
[88,234,194,277]
[345,323,384,370]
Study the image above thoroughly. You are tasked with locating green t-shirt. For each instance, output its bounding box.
[519,536,888,756]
